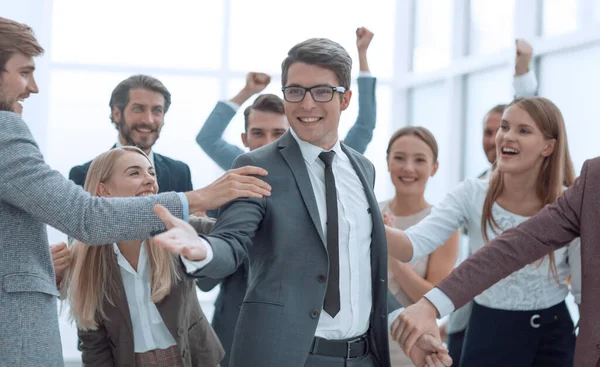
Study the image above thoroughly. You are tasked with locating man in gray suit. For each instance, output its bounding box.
[152,38,451,367]
[0,17,270,367]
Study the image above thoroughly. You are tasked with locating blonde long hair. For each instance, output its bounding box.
[61,146,181,330]
[481,97,575,278]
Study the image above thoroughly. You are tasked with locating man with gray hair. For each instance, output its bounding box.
[150,37,452,367]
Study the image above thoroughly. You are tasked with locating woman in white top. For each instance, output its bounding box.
[386,97,581,367]
[61,147,224,367]
[380,126,460,366]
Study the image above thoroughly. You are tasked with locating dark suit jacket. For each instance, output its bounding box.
[195,262,247,367]
[191,131,401,367]
[69,146,193,193]
[78,259,225,367]
[436,157,600,367]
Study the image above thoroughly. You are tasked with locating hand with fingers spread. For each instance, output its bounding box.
[153,205,209,261]
[515,39,533,76]
[391,298,442,359]
[51,242,71,286]
[186,165,271,214]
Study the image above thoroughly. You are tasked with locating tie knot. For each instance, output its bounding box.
[319,151,336,167]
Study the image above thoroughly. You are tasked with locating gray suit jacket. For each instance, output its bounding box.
[192,131,400,367]
[0,111,185,367]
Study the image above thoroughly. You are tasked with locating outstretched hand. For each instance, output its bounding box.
[153,205,208,261]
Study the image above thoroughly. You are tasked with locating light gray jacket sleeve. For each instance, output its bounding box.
[0,111,185,245]
[196,101,246,170]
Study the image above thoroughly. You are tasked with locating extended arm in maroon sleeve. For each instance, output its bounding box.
[436,160,589,310]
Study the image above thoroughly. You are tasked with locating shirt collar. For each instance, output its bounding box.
[115,140,155,167]
[289,128,348,165]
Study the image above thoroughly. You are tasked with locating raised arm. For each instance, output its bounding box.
[196,72,270,170]
[344,27,376,154]
[513,39,538,97]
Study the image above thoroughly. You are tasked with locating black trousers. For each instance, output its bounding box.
[447,329,466,366]
[304,352,380,367]
[460,301,575,367]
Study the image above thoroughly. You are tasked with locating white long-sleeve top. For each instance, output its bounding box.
[407,178,581,312]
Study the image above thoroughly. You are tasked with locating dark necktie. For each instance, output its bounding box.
[318,150,340,317]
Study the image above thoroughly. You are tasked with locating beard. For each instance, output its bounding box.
[0,81,16,113]
[117,115,162,151]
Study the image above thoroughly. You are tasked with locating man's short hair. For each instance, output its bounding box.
[0,17,44,71]
[281,38,352,90]
[109,75,172,127]
[243,93,285,132]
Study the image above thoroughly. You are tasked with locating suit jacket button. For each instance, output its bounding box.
[596,343,600,350]
[317,274,327,283]
[310,309,320,319]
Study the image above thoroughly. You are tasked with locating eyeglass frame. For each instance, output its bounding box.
[281,85,347,103]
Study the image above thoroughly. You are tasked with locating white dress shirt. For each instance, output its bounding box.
[112,241,177,353]
[290,129,374,339]
[403,178,582,317]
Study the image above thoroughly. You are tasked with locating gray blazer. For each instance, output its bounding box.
[192,131,400,367]
[0,111,185,367]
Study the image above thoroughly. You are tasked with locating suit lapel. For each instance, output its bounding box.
[277,132,326,246]
[153,154,170,194]
[109,262,135,341]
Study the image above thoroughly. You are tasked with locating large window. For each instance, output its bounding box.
[469,0,515,55]
[229,0,397,79]
[412,0,453,73]
[463,67,513,179]
[542,0,578,36]
[409,82,449,205]
[539,45,600,172]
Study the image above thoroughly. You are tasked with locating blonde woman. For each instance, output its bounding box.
[62,146,224,367]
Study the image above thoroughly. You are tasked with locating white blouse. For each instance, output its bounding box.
[113,241,177,353]
[406,177,581,311]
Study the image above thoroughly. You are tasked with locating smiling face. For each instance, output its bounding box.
[113,88,165,153]
[283,62,351,150]
[387,135,438,196]
[242,109,289,150]
[0,53,39,114]
[98,150,158,198]
[495,105,556,176]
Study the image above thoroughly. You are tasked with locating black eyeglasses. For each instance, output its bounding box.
[281,86,347,103]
